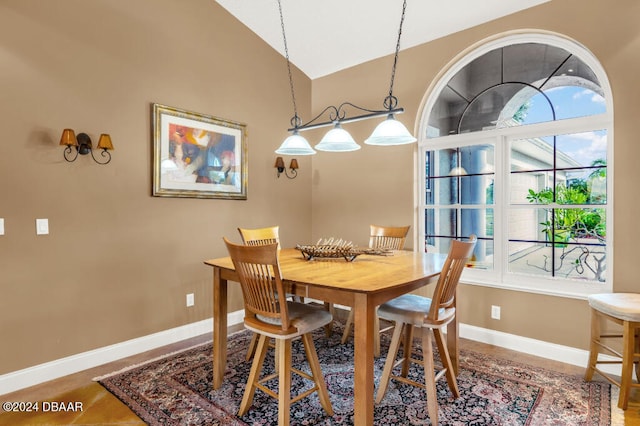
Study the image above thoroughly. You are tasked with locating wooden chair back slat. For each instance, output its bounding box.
[238,226,280,248]
[369,225,410,250]
[224,237,293,334]
[428,235,477,321]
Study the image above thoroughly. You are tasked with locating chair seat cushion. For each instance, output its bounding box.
[249,302,333,339]
[588,293,640,322]
[378,294,454,327]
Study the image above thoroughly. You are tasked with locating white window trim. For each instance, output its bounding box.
[416,31,613,299]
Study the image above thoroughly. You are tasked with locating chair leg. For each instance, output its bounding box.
[246,332,259,361]
[401,324,414,378]
[434,328,459,398]
[341,309,354,344]
[301,333,334,415]
[421,328,439,425]
[376,322,405,404]
[635,327,640,382]
[584,308,600,382]
[619,320,634,410]
[239,334,270,416]
[277,339,292,426]
[274,338,281,374]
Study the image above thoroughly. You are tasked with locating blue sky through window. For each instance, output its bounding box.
[522,86,606,168]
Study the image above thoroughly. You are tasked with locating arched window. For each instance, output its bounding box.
[418,33,612,296]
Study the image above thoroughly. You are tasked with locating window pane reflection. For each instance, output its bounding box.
[426,43,606,138]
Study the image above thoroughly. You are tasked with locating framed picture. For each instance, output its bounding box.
[152,103,247,199]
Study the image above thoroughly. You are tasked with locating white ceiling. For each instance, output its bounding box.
[215,0,550,79]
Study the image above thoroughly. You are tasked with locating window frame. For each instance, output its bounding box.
[416,32,613,299]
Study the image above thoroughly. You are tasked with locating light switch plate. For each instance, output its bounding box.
[36,218,49,235]
[0,218,4,235]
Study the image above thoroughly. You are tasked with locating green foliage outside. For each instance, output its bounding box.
[526,160,607,245]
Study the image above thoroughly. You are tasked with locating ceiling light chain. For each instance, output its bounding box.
[384,0,408,112]
[275,0,416,155]
[277,0,301,129]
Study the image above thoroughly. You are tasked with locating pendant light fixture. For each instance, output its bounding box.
[275,0,415,154]
[274,0,315,156]
[364,0,417,146]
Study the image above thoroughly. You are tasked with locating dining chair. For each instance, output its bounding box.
[223,238,334,425]
[238,226,281,360]
[341,224,410,357]
[584,293,640,409]
[375,235,477,425]
[239,225,330,344]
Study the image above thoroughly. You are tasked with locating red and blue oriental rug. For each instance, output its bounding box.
[97,326,612,425]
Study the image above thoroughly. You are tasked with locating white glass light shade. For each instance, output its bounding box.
[275,131,316,155]
[315,123,361,152]
[364,114,417,146]
[449,166,468,176]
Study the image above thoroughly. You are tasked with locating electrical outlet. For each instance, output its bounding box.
[186,293,195,307]
[0,218,4,235]
[491,305,501,320]
[36,218,49,235]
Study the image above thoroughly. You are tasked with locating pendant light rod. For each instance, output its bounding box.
[287,103,405,132]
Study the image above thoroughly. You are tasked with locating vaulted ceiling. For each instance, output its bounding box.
[216,0,550,79]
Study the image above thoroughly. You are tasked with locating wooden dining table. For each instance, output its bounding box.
[204,247,449,425]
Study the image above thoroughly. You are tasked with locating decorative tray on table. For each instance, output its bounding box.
[296,238,393,262]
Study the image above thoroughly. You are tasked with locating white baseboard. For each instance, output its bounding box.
[0,313,245,396]
[459,323,621,376]
[335,302,621,377]
[0,312,619,396]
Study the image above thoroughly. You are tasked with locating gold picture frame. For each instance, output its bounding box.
[152,103,247,199]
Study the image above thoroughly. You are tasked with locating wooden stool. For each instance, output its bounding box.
[584,293,640,409]
[224,238,334,425]
[375,236,476,425]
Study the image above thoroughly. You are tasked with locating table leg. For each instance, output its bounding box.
[213,267,228,389]
[352,293,375,426]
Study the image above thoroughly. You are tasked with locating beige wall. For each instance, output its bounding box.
[2,0,639,378]
[0,0,312,374]
[311,0,640,350]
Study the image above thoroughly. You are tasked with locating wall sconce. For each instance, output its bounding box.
[59,129,114,165]
[274,156,298,179]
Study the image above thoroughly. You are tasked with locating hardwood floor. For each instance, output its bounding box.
[0,332,211,426]
[1,323,638,425]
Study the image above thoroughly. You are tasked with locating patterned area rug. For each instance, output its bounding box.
[97,326,611,425]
